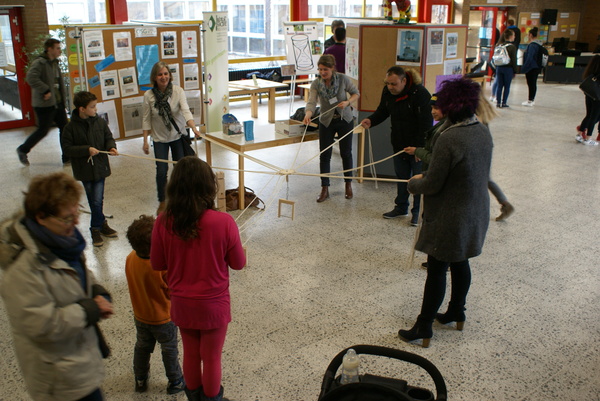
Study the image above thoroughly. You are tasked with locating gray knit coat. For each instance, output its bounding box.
[408,120,493,262]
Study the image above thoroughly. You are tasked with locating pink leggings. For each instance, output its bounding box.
[179,325,228,397]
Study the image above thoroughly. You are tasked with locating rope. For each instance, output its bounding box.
[367,128,379,189]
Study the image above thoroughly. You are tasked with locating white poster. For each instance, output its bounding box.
[118,67,138,97]
[446,32,458,58]
[183,63,200,90]
[427,28,444,65]
[96,100,120,138]
[168,63,181,87]
[203,11,229,132]
[99,70,120,101]
[345,37,359,80]
[182,30,198,57]
[113,31,133,61]
[443,59,463,75]
[185,90,202,125]
[84,30,105,61]
[161,31,178,59]
[135,27,157,38]
[283,21,321,74]
[121,96,144,137]
[396,30,422,66]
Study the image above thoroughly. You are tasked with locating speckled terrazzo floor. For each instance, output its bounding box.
[0,76,599,401]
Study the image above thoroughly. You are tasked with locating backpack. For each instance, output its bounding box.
[536,43,549,67]
[492,43,510,66]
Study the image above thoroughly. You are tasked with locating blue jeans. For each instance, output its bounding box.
[495,66,513,105]
[18,104,68,162]
[393,152,422,217]
[82,178,105,230]
[319,118,354,186]
[77,388,103,401]
[133,319,182,382]
[153,140,184,202]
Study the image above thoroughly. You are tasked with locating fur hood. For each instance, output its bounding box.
[0,213,31,271]
[405,68,423,86]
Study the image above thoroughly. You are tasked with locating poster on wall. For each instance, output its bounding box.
[183,63,200,90]
[84,30,105,61]
[99,70,120,101]
[118,66,138,97]
[113,31,133,61]
[203,11,229,132]
[396,30,422,66]
[446,32,458,58]
[135,44,159,86]
[121,96,144,137]
[345,37,359,80]
[0,43,7,67]
[185,90,202,125]
[443,59,463,75]
[168,63,181,87]
[427,28,444,65]
[283,21,321,74]
[96,100,120,138]
[161,31,178,59]
[181,30,198,58]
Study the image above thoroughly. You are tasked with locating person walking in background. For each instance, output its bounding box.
[575,55,600,146]
[303,54,360,202]
[151,157,246,401]
[398,78,493,347]
[506,19,521,49]
[324,27,347,73]
[521,27,544,107]
[0,172,113,401]
[360,66,432,226]
[494,29,517,108]
[62,91,118,247]
[125,215,185,395]
[324,20,345,50]
[142,61,201,215]
[17,38,68,166]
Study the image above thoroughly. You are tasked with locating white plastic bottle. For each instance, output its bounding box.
[340,348,360,384]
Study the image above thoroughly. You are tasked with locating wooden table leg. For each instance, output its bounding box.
[250,93,258,118]
[268,88,276,123]
[205,140,212,165]
[238,153,245,209]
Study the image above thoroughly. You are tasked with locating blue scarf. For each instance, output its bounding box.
[24,218,88,290]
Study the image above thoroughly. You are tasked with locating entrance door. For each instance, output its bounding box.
[0,6,33,129]
[467,6,508,66]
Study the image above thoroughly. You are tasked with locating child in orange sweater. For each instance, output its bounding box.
[125,215,184,394]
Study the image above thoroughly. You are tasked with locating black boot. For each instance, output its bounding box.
[185,386,202,401]
[398,318,433,348]
[436,260,471,331]
[436,307,466,330]
[201,386,229,401]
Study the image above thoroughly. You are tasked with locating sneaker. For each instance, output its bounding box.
[496,202,515,221]
[410,214,419,226]
[91,229,104,247]
[167,377,185,395]
[583,139,599,146]
[576,134,585,143]
[489,95,495,102]
[135,376,148,393]
[383,209,408,219]
[501,104,510,108]
[100,221,118,237]
[521,100,534,106]
[17,148,30,166]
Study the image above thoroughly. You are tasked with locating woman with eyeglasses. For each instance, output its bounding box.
[0,172,113,401]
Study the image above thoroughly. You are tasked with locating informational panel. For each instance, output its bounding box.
[548,12,580,43]
[352,24,467,111]
[283,21,321,74]
[518,12,548,45]
[203,11,229,133]
[65,24,203,139]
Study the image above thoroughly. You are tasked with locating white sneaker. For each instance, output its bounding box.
[522,100,534,107]
[489,95,495,102]
[576,134,585,143]
[583,139,599,146]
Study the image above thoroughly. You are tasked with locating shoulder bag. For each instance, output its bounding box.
[579,74,600,101]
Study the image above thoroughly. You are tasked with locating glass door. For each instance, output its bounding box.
[0,6,33,129]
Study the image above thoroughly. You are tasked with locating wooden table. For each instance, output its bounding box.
[228,78,289,123]
[204,127,366,209]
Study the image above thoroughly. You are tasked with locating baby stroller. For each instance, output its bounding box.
[318,345,447,401]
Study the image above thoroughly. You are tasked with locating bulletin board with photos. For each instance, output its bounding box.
[65,24,203,140]
[346,23,467,112]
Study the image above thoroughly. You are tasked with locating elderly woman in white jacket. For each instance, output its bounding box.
[0,172,113,401]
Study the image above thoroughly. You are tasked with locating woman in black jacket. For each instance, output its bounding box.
[494,29,517,108]
[576,55,600,145]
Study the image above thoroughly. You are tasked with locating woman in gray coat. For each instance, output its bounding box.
[399,78,493,347]
[303,54,359,202]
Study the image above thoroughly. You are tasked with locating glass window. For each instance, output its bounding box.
[249,5,265,34]
[232,36,247,53]
[127,2,151,21]
[272,39,286,56]
[273,4,289,35]
[249,38,265,53]
[189,1,210,19]
[163,1,184,20]
[232,5,246,33]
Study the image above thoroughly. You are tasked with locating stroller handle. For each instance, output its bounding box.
[319,344,447,401]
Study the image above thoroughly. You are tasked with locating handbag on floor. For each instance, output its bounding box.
[225,187,264,211]
[579,74,600,101]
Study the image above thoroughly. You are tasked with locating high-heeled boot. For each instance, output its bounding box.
[398,318,433,348]
[316,186,329,203]
[345,182,353,199]
[201,386,229,401]
[436,306,466,331]
[185,387,202,401]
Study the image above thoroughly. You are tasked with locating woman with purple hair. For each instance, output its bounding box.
[398,78,493,347]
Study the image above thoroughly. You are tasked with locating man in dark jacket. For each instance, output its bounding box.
[324,20,345,51]
[360,66,432,225]
[17,38,68,166]
[506,19,521,49]
[61,91,118,247]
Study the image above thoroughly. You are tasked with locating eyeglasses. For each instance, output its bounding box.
[50,211,80,225]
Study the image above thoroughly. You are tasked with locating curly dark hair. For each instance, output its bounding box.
[24,172,81,220]
[164,156,217,241]
[126,215,155,257]
[436,77,481,123]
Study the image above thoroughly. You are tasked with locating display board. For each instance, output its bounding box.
[65,24,203,139]
[518,12,549,45]
[349,23,467,112]
[519,11,580,45]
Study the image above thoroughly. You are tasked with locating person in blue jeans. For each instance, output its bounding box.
[495,29,517,108]
[142,61,201,215]
[62,91,118,247]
